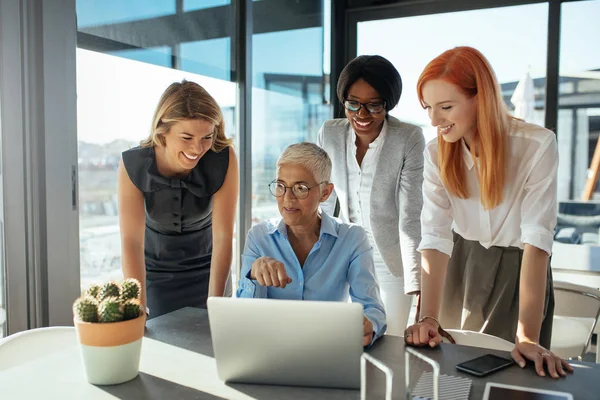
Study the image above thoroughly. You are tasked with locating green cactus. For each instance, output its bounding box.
[120,278,141,301]
[122,298,142,320]
[73,296,99,322]
[98,281,121,302]
[76,278,144,324]
[98,296,124,322]
[85,284,101,299]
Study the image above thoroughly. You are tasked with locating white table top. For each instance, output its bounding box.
[0,327,257,400]
[2,308,599,400]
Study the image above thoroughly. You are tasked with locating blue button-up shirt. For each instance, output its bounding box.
[236,212,387,342]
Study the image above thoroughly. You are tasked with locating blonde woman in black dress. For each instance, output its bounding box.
[118,80,238,319]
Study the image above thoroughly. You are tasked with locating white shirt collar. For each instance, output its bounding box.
[350,118,388,151]
[461,138,475,170]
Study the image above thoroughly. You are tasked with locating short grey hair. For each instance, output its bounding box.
[277,142,332,183]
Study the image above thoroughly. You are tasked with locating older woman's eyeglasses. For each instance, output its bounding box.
[268,180,326,200]
[343,99,386,114]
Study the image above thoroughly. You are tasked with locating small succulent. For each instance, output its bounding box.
[121,278,141,301]
[73,296,99,323]
[85,284,101,299]
[99,297,124,323]
[74,278,142,324]
[122,298,142,320]
[98,281,121,302]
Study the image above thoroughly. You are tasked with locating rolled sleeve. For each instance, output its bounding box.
[236,230,268,298]
[520,135,558,255]
[398,130,425,293]
[346,226,387,344]
[417,144,455,257]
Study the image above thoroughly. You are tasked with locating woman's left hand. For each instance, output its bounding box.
[511,340,574,378]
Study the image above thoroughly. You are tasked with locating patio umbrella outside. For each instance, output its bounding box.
[510,70,536,122]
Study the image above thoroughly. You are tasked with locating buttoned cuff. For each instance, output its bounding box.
[417,235,454,257]
[521,225,554,256]
[364,313,386,347]
[237,270,268,298]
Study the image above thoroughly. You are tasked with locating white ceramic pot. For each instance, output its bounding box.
[74,314,146,385]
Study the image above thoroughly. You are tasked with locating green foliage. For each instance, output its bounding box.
[86,284,101,299]
[74,278,143,324]
[99,297,124,323]
[73,296,99,323]
[121,278,141,301]
[98,282,121,302]
[122,299,142,321]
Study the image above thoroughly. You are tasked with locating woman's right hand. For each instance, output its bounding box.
[404,319,443,348]
[250,257,292,288]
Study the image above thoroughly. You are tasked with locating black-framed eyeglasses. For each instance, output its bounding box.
[268,180,327,200]
[343,99,386,114]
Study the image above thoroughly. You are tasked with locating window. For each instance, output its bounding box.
[251,0,332,224]
[557,1,600,201]
[357,3,548,143]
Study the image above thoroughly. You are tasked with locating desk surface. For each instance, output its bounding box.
[0,307,599,399]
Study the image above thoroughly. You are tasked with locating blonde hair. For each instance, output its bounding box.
[141,80,233,152]
[277,142,332,183]
[417,46,512,210]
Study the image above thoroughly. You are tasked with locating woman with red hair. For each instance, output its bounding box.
[404,46,572,379]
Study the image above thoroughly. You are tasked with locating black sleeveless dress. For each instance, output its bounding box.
[122,146,230,319]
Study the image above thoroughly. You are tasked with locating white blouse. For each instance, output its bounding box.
[418,119,558,256]
[346,120,387,269]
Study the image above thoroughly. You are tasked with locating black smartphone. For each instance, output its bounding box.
[455,354,514,377]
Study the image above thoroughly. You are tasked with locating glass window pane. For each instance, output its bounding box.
[252,9,332,224]
[181,38,231,81]
[357,3,548,143]
[184,0,230,12]
[557,0,600,202]
[76,0,176,28]
[553,0,600,292]
[76,3,238,292]
[109,47,172,68]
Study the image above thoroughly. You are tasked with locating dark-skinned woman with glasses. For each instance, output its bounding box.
[317,55,425,337]
[237,142,386,347]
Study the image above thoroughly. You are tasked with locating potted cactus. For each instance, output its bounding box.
[73,278,146,385]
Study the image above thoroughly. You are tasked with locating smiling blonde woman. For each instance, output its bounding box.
[118,80,238,319]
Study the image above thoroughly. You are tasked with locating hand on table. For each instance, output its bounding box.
[511,339,574,379]
[404,319,442,348]
[251,257,292,288]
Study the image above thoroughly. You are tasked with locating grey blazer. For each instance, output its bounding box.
[317,116,424,293]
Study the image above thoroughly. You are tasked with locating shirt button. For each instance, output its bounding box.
[300,282,303,286]
[174,196,179,201]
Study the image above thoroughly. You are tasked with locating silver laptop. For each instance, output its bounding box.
[207,297,364,389]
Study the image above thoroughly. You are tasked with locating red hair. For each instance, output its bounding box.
[417,46,511,210]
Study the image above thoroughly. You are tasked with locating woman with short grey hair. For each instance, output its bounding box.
[276,142,332,184]
[237,142,387,347]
